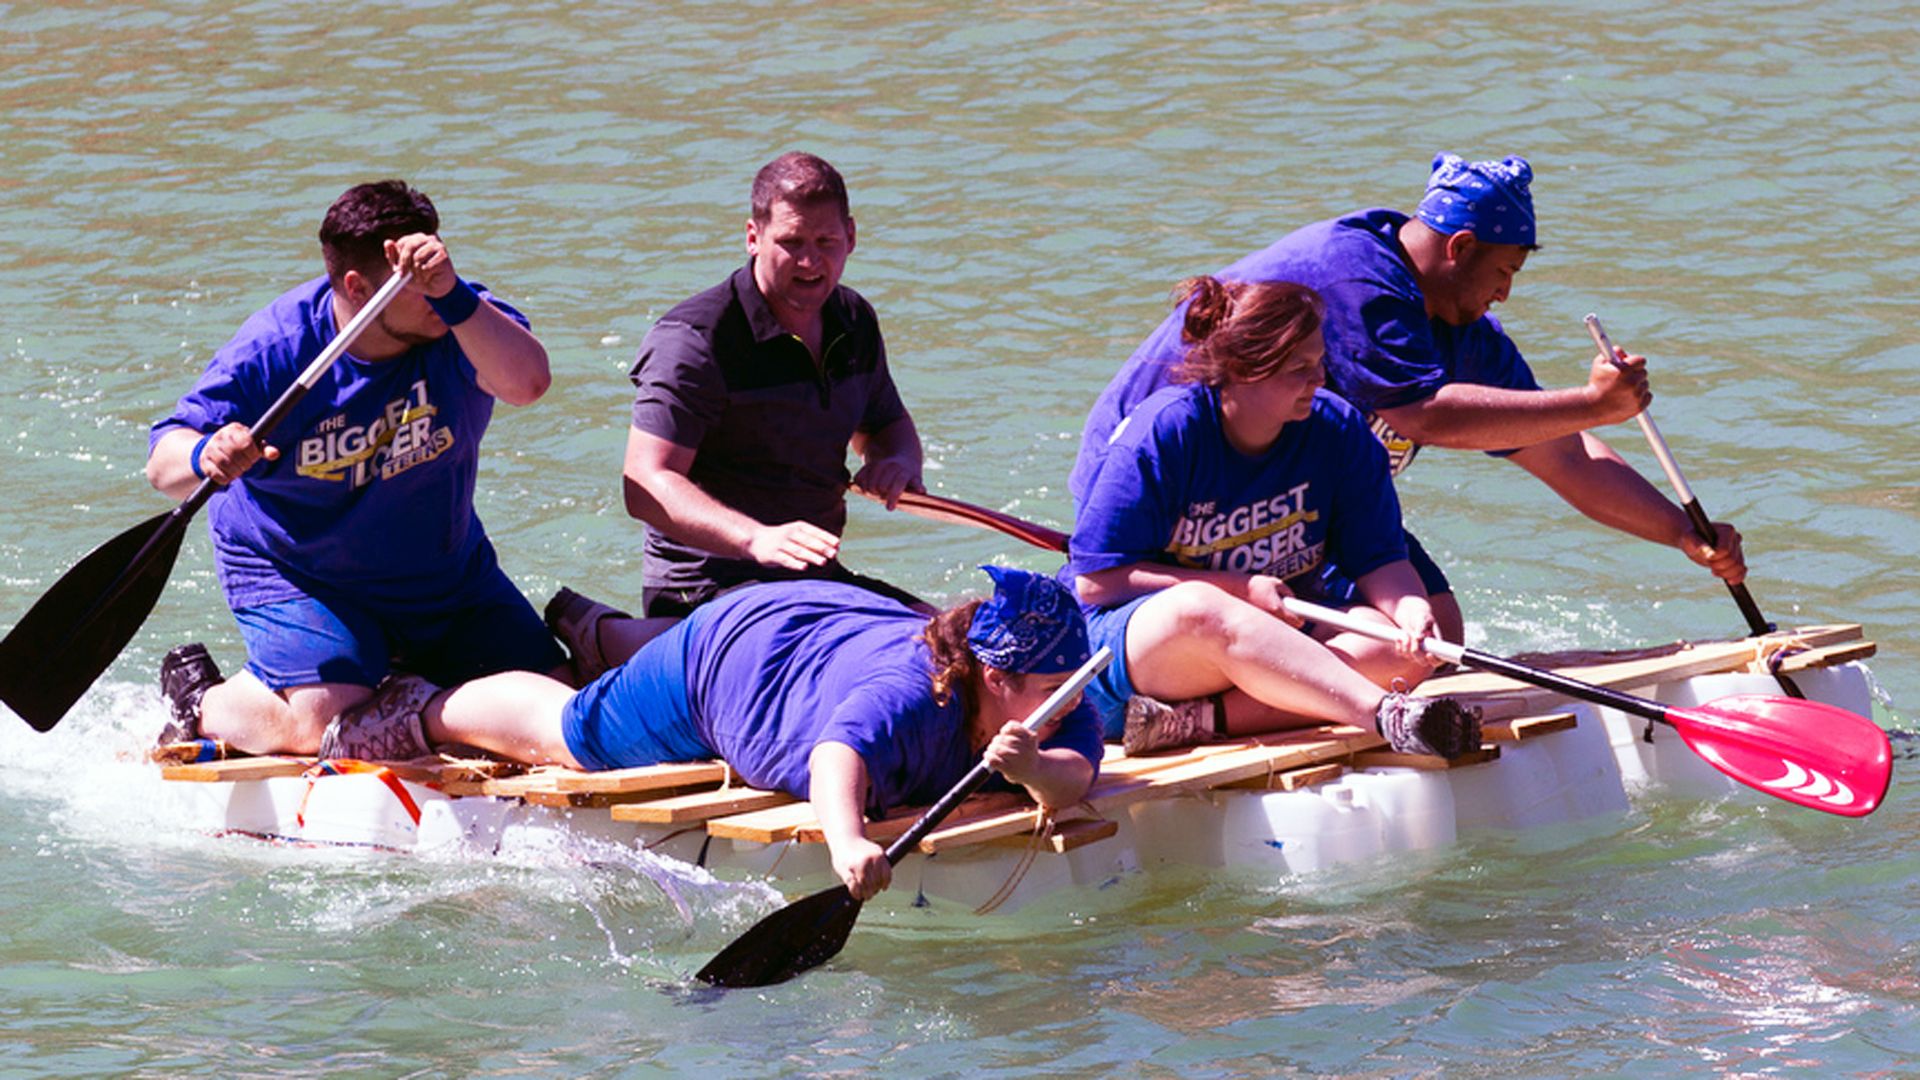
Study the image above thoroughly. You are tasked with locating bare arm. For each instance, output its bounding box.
[145,423,280,500]
[808,741,891,900]
[387,235,551,406]
[1351,560,1439,660]
[621,425,841,569]
[1374,350,1651,451]
[1509,431,1747,583]
[980,721,1095,812]
[848,414,925,510]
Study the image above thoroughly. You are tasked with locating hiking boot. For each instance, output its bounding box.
[318,674,441,762]
[1122,694,1219,755]
[1374,692,1482,759]
[544,586,631,683]
[157,643,222,745]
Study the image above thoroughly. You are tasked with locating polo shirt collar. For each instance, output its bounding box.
[732,262,850,346]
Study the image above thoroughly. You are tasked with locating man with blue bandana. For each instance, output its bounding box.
[1071,153,1747,641]
[322,566,1104,901]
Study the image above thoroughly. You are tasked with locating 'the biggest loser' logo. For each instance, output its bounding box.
[296,379,453,488]
[1167,483,1323,578]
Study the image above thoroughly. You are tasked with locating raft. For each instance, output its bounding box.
[154,623,1878,912]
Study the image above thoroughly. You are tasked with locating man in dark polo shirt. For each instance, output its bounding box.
[620,152,925,619]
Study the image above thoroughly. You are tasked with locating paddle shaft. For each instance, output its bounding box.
[1583,314,1771,637]
[881,645,1112,863]
[57,271,415,647]
[1283,596,1685,727]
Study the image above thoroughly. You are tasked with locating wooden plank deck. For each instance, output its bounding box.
[156,624,1871,858]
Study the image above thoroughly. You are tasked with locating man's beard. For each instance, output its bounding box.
[378,309,442,349]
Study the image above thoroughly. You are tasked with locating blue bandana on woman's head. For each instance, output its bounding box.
[1416,153,1537,248]
[966,565,1091,675]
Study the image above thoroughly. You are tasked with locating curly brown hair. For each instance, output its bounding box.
[920,598,985,711]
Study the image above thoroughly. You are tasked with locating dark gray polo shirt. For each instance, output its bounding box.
[629,263,909,601]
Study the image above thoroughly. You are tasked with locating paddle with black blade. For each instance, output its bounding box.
[0,270,412,731]
[889,492,1890,817]
[695,644,1113,989]
[1582,316,1800,700]
[1283,595,1890,818]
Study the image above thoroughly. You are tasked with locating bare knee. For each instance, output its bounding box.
[202,678,372,756]
[1156,581,1266,645]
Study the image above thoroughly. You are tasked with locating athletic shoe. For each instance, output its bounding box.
[318,674,441,762]
[1122,694,1218,755]
[157,643,222,745]
[1374,692,1482,759]
[544,586,631,683]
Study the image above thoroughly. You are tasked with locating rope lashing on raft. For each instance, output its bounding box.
[972,812,1055,916]
[1751,633,1813,677]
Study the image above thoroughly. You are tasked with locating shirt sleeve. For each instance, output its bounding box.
[1323,277,1448,413]
[854,305,909,435]
[1322,409,1410,580]
[629,320,727,449]
[811,675,927,818]
[1039,700,1106,781]
[1068,409,1186,580]
[147,334,277,453]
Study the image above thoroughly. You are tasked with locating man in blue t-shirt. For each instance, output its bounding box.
[1070,154,1747,640]
[145,180,564,756]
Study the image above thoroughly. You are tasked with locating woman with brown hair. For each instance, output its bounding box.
[317,566,1103,901]
[1070,277,1478,757]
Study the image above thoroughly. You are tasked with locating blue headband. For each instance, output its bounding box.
[1416,153,1536,248]
[966,566,1091,675]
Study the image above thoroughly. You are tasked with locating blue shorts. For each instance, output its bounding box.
[1081,594,1154,739]
[234,567,565,690]
[1405,530,1451,596]
[559,610,712,771]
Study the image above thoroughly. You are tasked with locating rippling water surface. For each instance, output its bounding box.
[4,1,1919,1074]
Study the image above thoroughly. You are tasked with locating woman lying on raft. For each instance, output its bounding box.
[1071,276,1479,757]
[316,567,1103,901]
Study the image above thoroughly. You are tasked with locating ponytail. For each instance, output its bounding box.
[1170,276,1325,387]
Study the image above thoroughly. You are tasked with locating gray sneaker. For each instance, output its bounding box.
[318,675,441,762]
[1374,692,1482,759]
[1122,694,1218,755]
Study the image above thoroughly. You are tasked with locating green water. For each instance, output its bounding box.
[4,0,1918,1073]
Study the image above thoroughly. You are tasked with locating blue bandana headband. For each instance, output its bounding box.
[966,565,1091,675]
[1416,152,1536,248]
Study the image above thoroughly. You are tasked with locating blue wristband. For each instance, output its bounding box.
[189,433,213,480]
[425,277,482,326]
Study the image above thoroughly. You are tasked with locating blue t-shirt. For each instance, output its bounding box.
[1069,385,1407,604]
[1069,209,1541,499]
[149,276,523,612]
[681,582,1104,818]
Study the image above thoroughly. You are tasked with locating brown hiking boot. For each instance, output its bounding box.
[1374,692,1482,759]
[157,643,222,745]
[1121,694,1219,755]
[318,674,441,762]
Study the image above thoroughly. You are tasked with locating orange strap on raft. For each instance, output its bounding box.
[296,759,424,829]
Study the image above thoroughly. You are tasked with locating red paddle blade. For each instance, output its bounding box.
[1668,695,1892,817]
